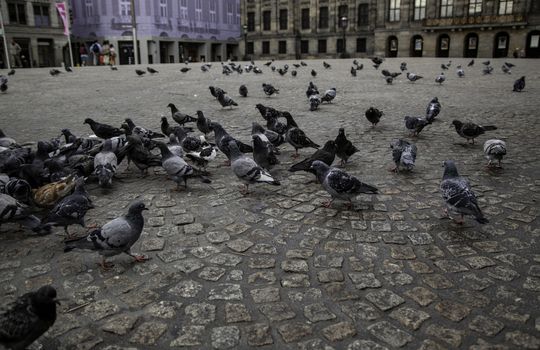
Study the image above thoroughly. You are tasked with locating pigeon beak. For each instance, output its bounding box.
[142,207,149,211]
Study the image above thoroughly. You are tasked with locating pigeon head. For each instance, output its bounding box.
[310,160,330,174]
[452,120,463,129]
[432,97,439,102]
[196,110,204,118]
[322,140,337,152]
[83,118,94,125]
[120,123,131,135]
[442,160,459,178]
[167,103,176,109]
[124,118,135,129]
[252,122,265,135]
[338,128,345,136]
[161,116,168,123]
[128,201,148,215]
[31,285,59,320]
[169,134,179,144]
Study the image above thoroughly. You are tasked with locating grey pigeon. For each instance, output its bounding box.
[228,141,280,194]
[167,134,184,158]
[42,177,94,237]
[252,122,284,148]
[435,72,446,85]
[0,75,7,92]
[216,90,238,108]
[64,201,150,269]
[440,160,488,224]
[309,94,321,111]
[406,72,423,82]
[167,103,196,126]
[0,129,17,147]
[155,142,211,190]
[404,116,429,137]
[483,139,507,168]
[0,285,58,350]
[452,120,497,144]
[262,83,279,96]
[311,160,378,209]
[425,97,441,123]
[185,144,217,170]
[212,122,253,161]
[0,193,51,235]
[482,66,493,75]
[94,139,117,187]
[252,134,279,171]
[390,139,417,173]
[350,67,357,76]
[513,76,525,92]
[456,65,465,78]
[501,64,511,74]
[321,88,336,103]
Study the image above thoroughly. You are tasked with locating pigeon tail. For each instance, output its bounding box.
[258,172,280,186]
[355,181,378,194]
[64,232,96,252]
[289,159,312,173]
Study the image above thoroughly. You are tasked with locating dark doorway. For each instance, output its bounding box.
[387,36,398,57]
[179,42,204,62]
[410,35,423,57]
[526,30,540,58]
[159,41,170,63]
[118,41,140,65]
[493,32,509,58]
[437,34,450,57]
[211,43,221,61]
[226,44,237,60]
[464,33,479,58]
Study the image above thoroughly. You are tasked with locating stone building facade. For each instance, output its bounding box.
[241,0,540,59]
[0,0,70,68]
[70,0,241,65]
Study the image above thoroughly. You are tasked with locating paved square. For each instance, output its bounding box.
[1,58,539,349]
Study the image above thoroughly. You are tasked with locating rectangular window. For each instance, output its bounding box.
[469,0,482,15]
[263,11,271,31]
[498,0,513,15]
[301,8,310,29]
[440,0,453,17]
[338,5,348,25]
[318,39,327,53]
[179,0,188,19]
[246,42,254,55]
[356,38,367,52]
[33,5,50,27]
[160,0,167,17]
[278,40,287,54]
[8,2,26,24]
[300,40,309,53]
[84,0,94,17]
[196,0,203,21]
[319,6,328,28]
[209,1,217,23]
[389,0,401,21]
[226,2,233,24]
[414,0,426,20]
[262,41,270,54]
[120,0,131,16]
[247,12,255,31]
[279,9,287,30]
[358,4,369,26]
[336,38,344,53]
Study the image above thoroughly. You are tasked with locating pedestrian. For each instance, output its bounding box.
[102,41,110,66]
[89,41,102,66]
[109,44,116,66]
[79,43,88,66]
[9,39,22,68]
[513,48,519,59]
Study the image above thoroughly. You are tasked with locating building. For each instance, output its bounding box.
[0,0,70,68]
[240,0,540,59]
[70,0,241,65]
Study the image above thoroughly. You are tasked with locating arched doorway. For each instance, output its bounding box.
[437,34,450,57]
[526,30,540,58]
[411,35,423,57]
[387,36,398,57]
[493,32,509,58]
[464,33,479,58]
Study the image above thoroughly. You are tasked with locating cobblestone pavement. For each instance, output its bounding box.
[1,58,539,350]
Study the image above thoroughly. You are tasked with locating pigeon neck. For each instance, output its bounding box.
[126,211,145,232]
[158,143,174,159]
[31,296,57,321]
[169,105,178,113]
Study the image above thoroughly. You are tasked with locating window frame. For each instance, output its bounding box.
[278,40,287,54]
[357,4,369,26]
[159,0,168,17]
[262,41,270,54]
[356,37,367,53]
[440,0,453,18]
[247,12,255,31]
[279,9,288,30]
[119,0,131,16]
[301,8,310,29]
[414,0,426,20]
[389,0,401,22]
[262,10,271,31]
[33,4,50,27]
[318,39,327,53]
[468,0,482,16]
[300,40,309,54]
[319,6,328,29]
[246,41,254,55]
[498,0,513,15]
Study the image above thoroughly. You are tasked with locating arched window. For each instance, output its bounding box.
[387,36,398,57]
[493,32,509,58]
[437,34,450,57]
[464,33,479,58]
[411,35,423,57]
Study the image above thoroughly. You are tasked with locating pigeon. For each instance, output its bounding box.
[365,107,383,127]
[400,62,407,71]
[285,126,319,157]
[0,129,17,148]
[406,72,423,82]
[167,134,184,158]
[124,118,164,140]
[300,61,308,66]
[116,135,161,175]
[270,65,276,72]
[435,72,446,85]
[291,70,297,77]
[0,177,32,204]
[404,116,429,137]
[440,160,488,224]
[216,90,238,108]
[350,67,357,77]
[196,110,214,135]
[160,116,192,138]
[7,69,15,76]
[311,69,317,77]
[311,160,378,209]
[504,62,515,68]
[135,69,146,76]
[482,66,493,75]
[155,142,210,190]
[483,139,507,168]
[371,57,384,65]
[335,128,358,166]
[253,66,263,74]
[441,63,449,70]
[513,76,525,92]
[180,67,191,73]
[228,141,280,194]
[110,65,118,71]
[306,81,319,98]
[239,84,248,97]
[252,122,284,148]
[209,86,226,99]
[252,134,279,171]
[289,140,337,174]
[212,122,253,161]
[373,63,380,70]
[425,97,441,124]
[0,285,59,350]
[262,83,279,96]
[147,67,158,74]
[309,94,321,111]
[167,103,197,126]
[264,60,273,66]
[482,60,490,66]
[385,76,394,84]
[173,126,202,153]
[456,65,465,78]
[390,139,417,173]
[501,64,511,74]
[266,111,297,135]
[381,70,400,78]
[201,65,209,72]
[64,201,150,269]
[321,88,336,103]
[94,139,117,187]
[0,193,51,235]
[84,118,124,139]
[355,64,363,70]
[452,120,497,144]
[42,177,93,237]
[468,59,475,67]
[323,61,331,69]
[49,69,61,76]
[65,66,73,72]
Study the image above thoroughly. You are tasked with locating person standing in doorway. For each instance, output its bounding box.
[89,41,102,66]
[109,44,116,66]
[79,43,88,66]
[9,40,22,68]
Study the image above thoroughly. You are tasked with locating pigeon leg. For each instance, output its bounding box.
[291,149,300,158]
[99,257,114,271]
[321,198,334,208]
[346,200,354,210]
[454,215,465,225]
[389,166,398,173]
[239,184,250,195]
